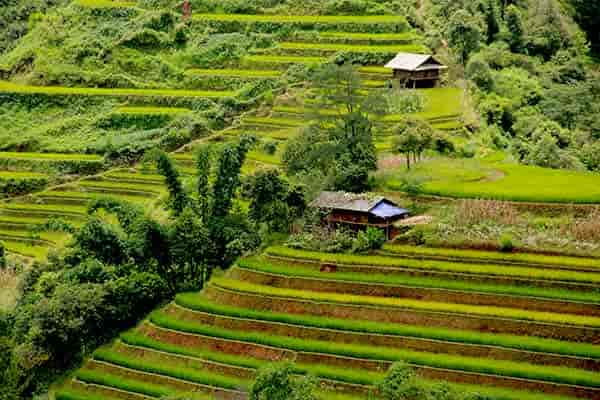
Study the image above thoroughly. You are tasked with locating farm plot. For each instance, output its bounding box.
[60,240,600,400]
[272,42,428,56]
[192,14,410,33]
[0,81,235,99]
[382,156,600,204]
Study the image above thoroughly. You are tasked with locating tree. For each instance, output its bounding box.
[0,242,5,269]
[466,54,494,90]
[524,133,561,168]
[376,362,477,400]
[391,118,435,169]
[146,149,188,215]
[569,0,600,55]
[505,5,524,52]
[167,207,212,291]
[195,144,211,218]
[283,63,384,192]
[447,10,482,64]
[250,363,318,400]
[74,218,127,265]
[246,169,302,232]
[479,0,500,44]
[149,135,259,271]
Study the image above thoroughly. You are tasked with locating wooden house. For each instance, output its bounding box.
[384,52,447,88]
[309,191,410,240]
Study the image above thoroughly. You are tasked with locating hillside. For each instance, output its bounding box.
[0,0,599,400]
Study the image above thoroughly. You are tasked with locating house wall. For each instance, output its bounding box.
[393,69,441,88]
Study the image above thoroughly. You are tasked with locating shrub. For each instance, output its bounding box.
[352,227,386,253]
[399,175,424,197]
[499,233,515,253]
[250,363,317,400]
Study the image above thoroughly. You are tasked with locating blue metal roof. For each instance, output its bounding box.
[370,201,409,219]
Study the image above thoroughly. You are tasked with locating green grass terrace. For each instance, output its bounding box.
[0,81,236,99]
[192,14,408,25]
[382,156,600,204]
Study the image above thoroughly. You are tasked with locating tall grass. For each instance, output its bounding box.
[266,246,600,284]
[176,293,600,359]
[238,257,600,303]
[149,311,600,388]
[212,278,600,327]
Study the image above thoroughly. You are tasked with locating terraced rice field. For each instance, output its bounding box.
[0,81,235,99]
[186,69,282,79]
[58,245,600,399]
[275,42,428,54]
[383,156,600,204]
[192,14,408,25]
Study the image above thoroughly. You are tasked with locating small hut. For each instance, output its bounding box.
[384,52,447,89]
[310,191,410,240]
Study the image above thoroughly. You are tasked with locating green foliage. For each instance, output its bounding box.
[166,207,212,291]
[376,362,479,400]
[391,118,434,170]
[447,10,482,63]
[74,218,127,265]
[250,363,318,400]
[147,149,189,215]
[505,5,524,53]
[245,169,305,232]
[283,63,381,192]
[0,242,5,269]
[352,226,386,253]
[499,233,514,253]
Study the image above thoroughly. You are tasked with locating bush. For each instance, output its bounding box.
[250,363,317,400]
[399,175,424,197]
[352,227,386,253]
[499,233,515,253]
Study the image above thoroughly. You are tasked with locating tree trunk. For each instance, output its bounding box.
[406,154,411,170]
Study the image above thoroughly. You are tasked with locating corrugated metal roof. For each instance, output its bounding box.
[310,191,409,219]
[370,202,410,218]
[384,52,446,71]
[310,191,384,212]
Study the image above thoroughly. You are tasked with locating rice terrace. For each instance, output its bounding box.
[0,0,599,399]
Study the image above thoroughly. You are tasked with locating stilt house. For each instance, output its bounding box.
[384,52,447,88]
[310,191,410,240]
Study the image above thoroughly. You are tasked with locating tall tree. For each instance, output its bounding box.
[569,0,600,56]
[447,10,482,64]
[505,5,524,52]
[283,63,385,192]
